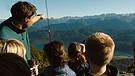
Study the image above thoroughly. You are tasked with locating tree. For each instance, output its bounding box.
[30,45,49,73]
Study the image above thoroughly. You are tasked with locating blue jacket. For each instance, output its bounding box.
[38,64,76,76]
[0,17,31,61]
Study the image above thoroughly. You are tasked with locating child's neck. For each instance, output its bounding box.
[89,64,106,76]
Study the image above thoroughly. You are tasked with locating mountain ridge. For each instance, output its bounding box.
[1,13,135,56]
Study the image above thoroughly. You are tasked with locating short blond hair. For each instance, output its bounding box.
[85,32,115,66]
[0,38,26,59]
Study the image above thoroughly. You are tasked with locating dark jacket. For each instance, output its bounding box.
[68,60,89,76]
[0,17,31,61]
[38,64,76,76]
[88,65,120,76]
[0,53,31,76]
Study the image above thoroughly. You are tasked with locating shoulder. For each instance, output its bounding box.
[107,65,120,76]
[127,68,135,73]
[0,25,13,39]
[64,64,76,76]
[38,66,54,76]
[0,19,13,33]
[0,24,10,30]
[64,64,74,71]
[0,18,11,29]
[107,65,118,72]
[0,24,17,39]
[39,65,76,76]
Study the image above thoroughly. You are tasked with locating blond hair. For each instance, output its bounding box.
[85,32,115,66]
[0,38,26,59]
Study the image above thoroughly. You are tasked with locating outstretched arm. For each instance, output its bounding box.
[32,14,45,23]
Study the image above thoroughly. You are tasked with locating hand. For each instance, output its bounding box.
[32,14,45,23]
[37,14,45,20]
[31,64,39,75]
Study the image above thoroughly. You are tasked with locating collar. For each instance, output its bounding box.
[101,66,111,76]
[6,17,25,34]
[88,65,112,76]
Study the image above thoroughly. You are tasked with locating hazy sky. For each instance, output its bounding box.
[1,0,135,19]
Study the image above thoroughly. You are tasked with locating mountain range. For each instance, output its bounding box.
[1,13,135,56]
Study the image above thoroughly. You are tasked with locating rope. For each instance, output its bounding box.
[44,0,51,42]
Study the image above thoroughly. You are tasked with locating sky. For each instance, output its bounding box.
[1,0,135,19]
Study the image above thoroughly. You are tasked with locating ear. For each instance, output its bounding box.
[25,17,29,22]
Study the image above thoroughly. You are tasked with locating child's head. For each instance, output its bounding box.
[68,42,81,58]
[85,32,115,66]
[68,42,86,65]
[44,40,67,67]
[0,38,26,59]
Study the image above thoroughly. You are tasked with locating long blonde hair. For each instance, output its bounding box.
[0,38,26,59]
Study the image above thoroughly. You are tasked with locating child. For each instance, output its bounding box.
[38,41,76,76]
[68,42,89,76]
